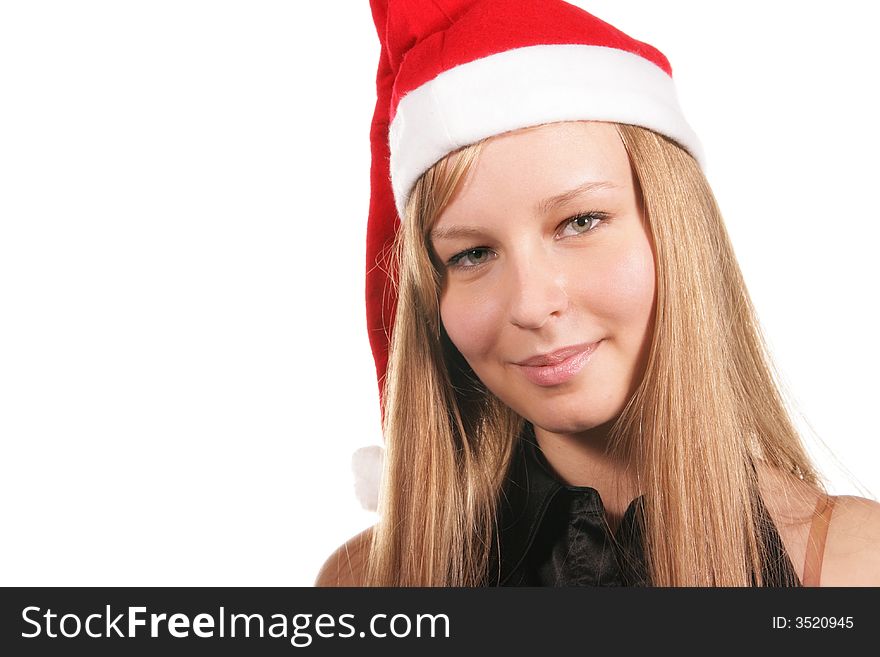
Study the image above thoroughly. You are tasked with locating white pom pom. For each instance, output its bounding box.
[351,445,384,512]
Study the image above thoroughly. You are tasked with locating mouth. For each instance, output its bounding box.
[514,340,602,387]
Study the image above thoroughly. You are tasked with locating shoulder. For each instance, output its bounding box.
[821,495,880,586]
[314,526,375,587]
[754,462,880,585]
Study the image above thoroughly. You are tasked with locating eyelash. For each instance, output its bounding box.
[445,211,610,271]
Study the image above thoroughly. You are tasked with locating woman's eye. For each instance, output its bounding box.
[445,212,607,271]
[447,247,494,269]
[560,212,607,237]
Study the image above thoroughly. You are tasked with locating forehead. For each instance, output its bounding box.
[438,121,632,222]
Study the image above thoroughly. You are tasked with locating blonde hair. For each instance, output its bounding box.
[364,122,826,586]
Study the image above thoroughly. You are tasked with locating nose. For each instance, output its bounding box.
[506,244,569,330]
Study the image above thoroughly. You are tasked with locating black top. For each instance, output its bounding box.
[487,423,802,586]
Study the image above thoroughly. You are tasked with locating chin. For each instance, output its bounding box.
[518,391,621,435]
[518,403,608,434]
[529,416,607,436]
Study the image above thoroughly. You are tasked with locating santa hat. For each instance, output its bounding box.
[357,0,703,511]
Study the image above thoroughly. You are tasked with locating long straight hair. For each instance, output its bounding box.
[364,122,825,586]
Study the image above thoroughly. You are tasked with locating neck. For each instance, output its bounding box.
[532,419,638,519]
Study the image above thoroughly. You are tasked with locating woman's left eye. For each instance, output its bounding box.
[559,212,608,237]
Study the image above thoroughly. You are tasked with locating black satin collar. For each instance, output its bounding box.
[488,423,802,587]
[490,423,647,586]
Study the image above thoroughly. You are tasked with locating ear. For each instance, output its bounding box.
[352,445,384,512]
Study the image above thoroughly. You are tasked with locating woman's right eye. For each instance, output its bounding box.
[447,247,495,270]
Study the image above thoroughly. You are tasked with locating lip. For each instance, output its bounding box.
[515,341,601,387]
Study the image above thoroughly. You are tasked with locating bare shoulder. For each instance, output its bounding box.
[754,461,880,584]
[822,495,880,586]
[314,526,375,587]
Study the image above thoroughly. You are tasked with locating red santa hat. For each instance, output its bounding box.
[359,0,703,509]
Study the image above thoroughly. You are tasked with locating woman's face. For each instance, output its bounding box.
[431,121,656,434]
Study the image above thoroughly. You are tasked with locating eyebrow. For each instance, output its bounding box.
[430,179,618,241]
[534,179,618,215]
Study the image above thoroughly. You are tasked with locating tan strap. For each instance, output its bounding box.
[802,495,835,587]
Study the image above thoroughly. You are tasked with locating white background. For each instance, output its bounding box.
[0,1,876,586]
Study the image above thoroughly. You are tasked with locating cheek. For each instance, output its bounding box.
[439,287,504,359]
[615,239,655,320]
[596,232,656,330]
[570,230,656,328]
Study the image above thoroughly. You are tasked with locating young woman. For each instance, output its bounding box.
[316,0,880,587]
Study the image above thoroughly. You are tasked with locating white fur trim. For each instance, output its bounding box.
[389,44,704,217]
[351,445,384,512]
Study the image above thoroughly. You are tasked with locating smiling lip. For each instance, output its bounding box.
[515,341,601,387]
